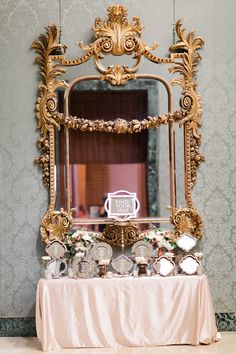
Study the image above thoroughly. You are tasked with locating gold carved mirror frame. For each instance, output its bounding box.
[32,5,204,247]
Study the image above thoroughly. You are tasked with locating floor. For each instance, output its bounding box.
[0,333,235,354]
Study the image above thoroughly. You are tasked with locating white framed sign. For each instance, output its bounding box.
[104,190,140,220]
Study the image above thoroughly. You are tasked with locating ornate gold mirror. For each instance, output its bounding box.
[32,5,204,248]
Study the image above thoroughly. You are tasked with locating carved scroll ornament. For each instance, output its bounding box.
[169,20,205,208]
[103,222,143,249]
[40,208,73,244]
[170,207,204,241]
[51,5,175,86]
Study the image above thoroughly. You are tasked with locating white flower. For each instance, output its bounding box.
[41,256,51,261]
[75,252,85,258]
[82,233,92,241]
[157,239,164,248]
[67,239,72,245]
[71,230,81,238]
[99,259,110,265]
[156,234,164,242]
[165,252,174,258]
[75,242,86,251]
[158,240,174,251]
[146,230,156,240]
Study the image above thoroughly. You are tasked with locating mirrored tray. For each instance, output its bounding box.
[46,257,67,278]
[72,256,96,278]
[46,240,67,258]
[132,240,153,258]
[111,254,133,275]
[153,256,175,276]
[90,242,113,261]
[179,255,200,275]
[176,233,197,252]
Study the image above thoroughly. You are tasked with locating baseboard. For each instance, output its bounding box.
[0,313,235,336]
[215,313,236,332]
[0,318,36,337]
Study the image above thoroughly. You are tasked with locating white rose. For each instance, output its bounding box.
[156,234,164,242]
[72,230,81,238]
[146,230,156,240]
[75,242,86,251]
[82,233,92,241]
[67,239,72,245]
[41,256,51,261]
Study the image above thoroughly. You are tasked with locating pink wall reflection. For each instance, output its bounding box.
[71,163,148,218]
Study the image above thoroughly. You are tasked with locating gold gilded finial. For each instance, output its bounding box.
[107,4,128,23]
[92,4,142,53]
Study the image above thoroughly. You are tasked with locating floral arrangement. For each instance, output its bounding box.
[64,229,98,256]
[144,228,177,255]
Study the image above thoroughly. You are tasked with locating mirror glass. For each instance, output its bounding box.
[179,256,200,275]
[55,78,174,219]
[176,233,197,252]
[46,258,67,278]
[174,122,185,209]
[153,257,175,276]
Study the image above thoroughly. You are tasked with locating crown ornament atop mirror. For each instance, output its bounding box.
[47,4,179,86]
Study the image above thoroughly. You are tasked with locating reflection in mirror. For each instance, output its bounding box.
[171,84,185,210]
[55,126,67,211]
[55,79,171,219]
[69,127,148,218]
[175,124,185,208]
[157,124,171,220]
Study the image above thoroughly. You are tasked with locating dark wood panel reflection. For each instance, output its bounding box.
[57,89,149,218]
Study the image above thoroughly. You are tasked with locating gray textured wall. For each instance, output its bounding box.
[0,0,235,316]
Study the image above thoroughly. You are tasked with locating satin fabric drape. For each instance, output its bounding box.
[36,275,217,351]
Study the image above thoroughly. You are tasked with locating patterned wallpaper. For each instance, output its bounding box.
[0,0,235,316]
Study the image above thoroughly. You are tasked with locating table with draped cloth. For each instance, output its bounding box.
[36,274,218,351]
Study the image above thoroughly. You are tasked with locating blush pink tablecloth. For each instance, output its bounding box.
[36,275,218,351]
